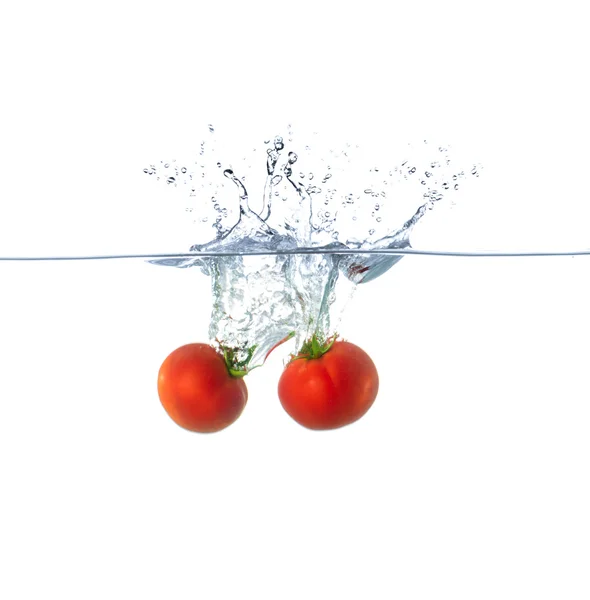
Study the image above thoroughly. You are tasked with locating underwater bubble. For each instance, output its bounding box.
[284,166,292,177]
[271,175,283,185]
[223,169,234,177]
[167,176,175,184]
[274,136,284,151]
[364,189,372,194]
[208,124,214,133]
[288,152,298,164]
[454,183,460,190]
[181,167,187,174]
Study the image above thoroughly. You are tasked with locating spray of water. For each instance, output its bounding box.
[146,126,481,369]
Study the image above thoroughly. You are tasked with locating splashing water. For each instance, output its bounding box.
[146,127,481,369]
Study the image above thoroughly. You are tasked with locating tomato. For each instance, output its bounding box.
[158,343,248,433]
[277,338,379,430]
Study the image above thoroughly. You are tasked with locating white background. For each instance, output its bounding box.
[1,1,590,599]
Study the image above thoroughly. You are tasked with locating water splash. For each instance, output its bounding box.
[145,126,481,367]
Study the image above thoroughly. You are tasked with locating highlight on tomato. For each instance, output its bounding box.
[157,343,250,433]
[277,335,379,430]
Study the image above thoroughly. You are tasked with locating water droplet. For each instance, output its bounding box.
[322,173,332,183]
[408,167,416,174]
[167,176,175,184]
[143,168,149,173]
[217,162,222,168]
[201,216,209,222]
[425,171,432,178]
[374,203,380,211]
[274,136,284,151]
[364,189,372,194]
[369,228,375,235]
[208,124,214,133]
[299,172,305,179]
[271,175,283,185]
[264,139,270,144]
[164,163,170,168]
[288,152,298,164]
[181,167,187,174]
[454,183,460,190]
[442,182,449,189]
[274,191,280,196]
[352,216,357,221]
[376,217,382,222]
[308,173,314,180]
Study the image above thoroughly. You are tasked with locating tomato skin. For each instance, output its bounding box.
[278,341,379,430]
[158,343,248,433]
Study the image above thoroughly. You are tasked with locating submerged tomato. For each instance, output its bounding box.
[278,339,379,430]
[158,343,248,433]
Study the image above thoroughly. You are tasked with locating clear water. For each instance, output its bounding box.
[143,126,486,369]
[2,125,588,372]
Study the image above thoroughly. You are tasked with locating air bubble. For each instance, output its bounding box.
[181,167,187,174]
[164,163,170,168]
[408,167,416,174]
[223,169,234,177]
[274,136,284,151]
[167,176,175,184]
[288,152,298,163]
[217,162,222,168]
[454,184,459,190]
[208,124,214,133]
[284,166,292,177]
[364,189,372,194]
[369,228,375,235]
[143,168,149,173]
[442,182,449,189]
[271,175,283,185]
[374,203,380,210]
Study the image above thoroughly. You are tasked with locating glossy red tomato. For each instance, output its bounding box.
[158,343,248,433]
[278,339,379,430]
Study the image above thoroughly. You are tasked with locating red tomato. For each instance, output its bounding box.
[158,343,248,433]
[278,340,379,430]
